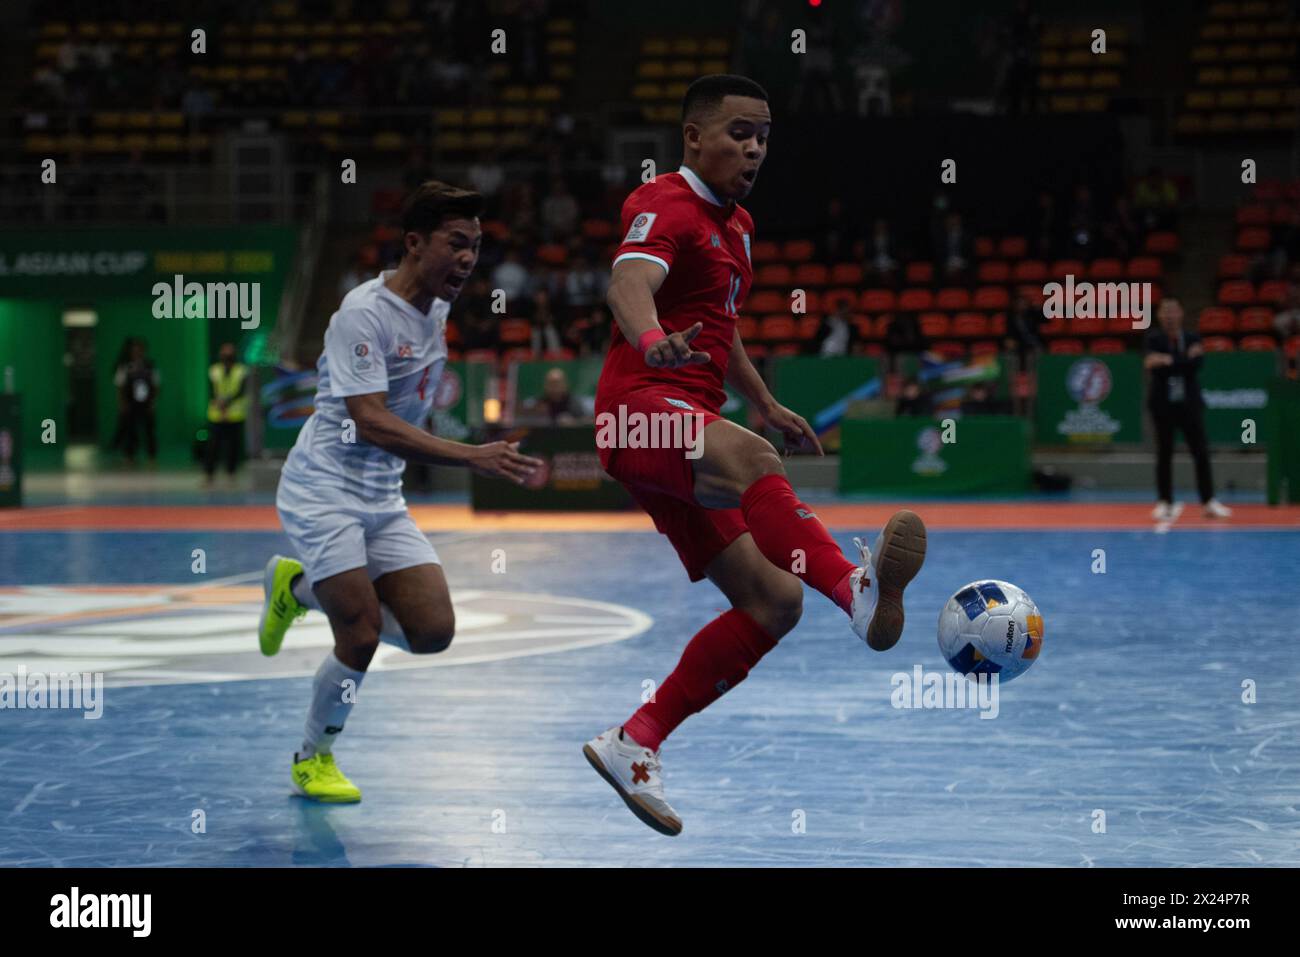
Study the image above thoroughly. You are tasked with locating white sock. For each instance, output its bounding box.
[300,652,366,758]
[291,573,321,611]
[378,604,410,652]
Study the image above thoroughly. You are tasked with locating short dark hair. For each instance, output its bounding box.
[400,180,484,236]
[682,74,768,125]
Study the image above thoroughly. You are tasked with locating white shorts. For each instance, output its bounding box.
[276,478,440,587]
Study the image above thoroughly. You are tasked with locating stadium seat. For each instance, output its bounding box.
[503,346,536,365]
[951,312,989,337]
[904,261,934,285]
[898,289,934,311]
[823,288,858,311]
[797,316,820,339]
[745,343,770,359]
[1090,338,1126,354]
[997,236,1028,259]
[793,263,828,287]
[830,263,863,285]
[970,341,1000,357]
[973,287,1010,310]
[1202,335,1236,352]
[1072,317,1105,337]
[860,289,897,312]
[1126,256,1162,279]
[936,288,971,311]
[1088,258,1124,280]
[930,340,966,359]
[772,342,801,357]
[1050,259,1085,279]
[974,237,996,258]
[1012,260,1047,283]
[1217,253,1248,278]
[1236,227,1270,251]
[919,313,950,338]
[738,317,758,340]
[1144,231,1180,254]
[1258,279,1289,304]
[536,244,568,266]
[1239,334,1277,351]
[756,264,792,288]
[859,343,886,358]
[782,239,814,262]
[759,315,797,341]
[464,349,498,365]
[748,290,787,313]
[989,312,1007,335]
[1048,338,1085,354]
[1236,204,1271,225]
[977,261,1010,283]
[750,240,779,263]
[801,290,823,312]
[1237,306,1274,332]
[499,319,532,345]
[1218,280,1255,305]
[1198,306,1236,334]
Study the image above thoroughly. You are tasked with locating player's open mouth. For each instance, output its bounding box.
[741,169,757,184]
[444,273,469,292]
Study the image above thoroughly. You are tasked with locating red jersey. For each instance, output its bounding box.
[596,168,755,415]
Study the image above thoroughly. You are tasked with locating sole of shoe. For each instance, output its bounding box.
[866,509,928,651]
[583,743,682,836]
[291,779,361,804]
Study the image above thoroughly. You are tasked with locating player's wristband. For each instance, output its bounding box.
[636,329,667,354]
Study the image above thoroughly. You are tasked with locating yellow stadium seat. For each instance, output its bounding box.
[638,61,667,78]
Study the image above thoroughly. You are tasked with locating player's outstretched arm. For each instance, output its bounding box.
[725,328,823,455]
[344,392,543,484]
[606,259,710,369]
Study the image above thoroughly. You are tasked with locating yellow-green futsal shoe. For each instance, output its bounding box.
[258,554,307,656]
[291,752,362,803]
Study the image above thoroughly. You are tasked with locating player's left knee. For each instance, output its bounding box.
[407,613,455,654]
[756,578,803,638]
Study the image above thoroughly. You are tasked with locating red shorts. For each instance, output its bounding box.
[597,387,748,582]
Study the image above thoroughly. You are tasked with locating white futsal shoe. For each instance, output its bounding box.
[1152,501,1184,522]
[1203,498,1232,519]
[850,509,928,652]
[583,727,682,836]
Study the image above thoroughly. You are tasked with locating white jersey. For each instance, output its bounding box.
[281,272,448,504]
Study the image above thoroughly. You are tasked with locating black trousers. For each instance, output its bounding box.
[122,405,156,461]
[205,421,243,476]
[1151,402,1215,504]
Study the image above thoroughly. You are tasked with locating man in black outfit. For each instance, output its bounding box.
[1145,297,1231,521]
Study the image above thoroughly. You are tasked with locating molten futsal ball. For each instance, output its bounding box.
[937,580,1043,683]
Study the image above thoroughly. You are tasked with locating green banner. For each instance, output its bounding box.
[1034,353,1143,445]
[1200,351,1277,446]
[1267,377,1300,505]
[840,415,1031,494]
[771,355,886,451]
[0,393,20,507]
[470,424,631,510]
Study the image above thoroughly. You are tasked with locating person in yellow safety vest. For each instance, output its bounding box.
[204,342,249,485]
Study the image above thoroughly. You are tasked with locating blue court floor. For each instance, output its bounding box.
[1,524,1298,866]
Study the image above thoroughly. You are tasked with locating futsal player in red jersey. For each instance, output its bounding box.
[583,75,927,835]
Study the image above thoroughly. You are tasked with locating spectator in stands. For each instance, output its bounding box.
[1145,297,1231,520]
[563,252,607,320]
[997,0,1042,115]
[895,377,933,417]
[467,150,505,203]
[541,176,580,243]
[502,181,538,244]
[817,305,854,357]
[204,342,248,487]
[491,246,530,307]
[1067,183,1097,257]
[519,368,588,426]
[1102,194,1143,260]
[1005,290,1045,371]
[1265,204,1300,280]
[338,253,366,301]
[790,18,844,114]
[530,289,565,356]
[819,197,850,265]
[885,312,928,371]
[1273,282,1300,340]
[864,217,899,286]
[1028,188,1060,260]
[567,305,611,356]
[1133,167,1178,231]
[934,211,972,281]
[960,381,1011,415]
[115,338,159,466]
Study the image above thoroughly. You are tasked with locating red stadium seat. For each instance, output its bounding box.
[1258,279,1289,304]
[919,312,950,338]
[751,240,780,263]
[793,263,828,287]
[1238,334,1277,351]
[756,263,793,287]
[859,342,886,357]
[800,290,823,313]
[1237,306,1274,332]
[1040,317,1069,338]
[1236,204,1270,226]
[536,244,568,266]
[503,346,535,365]
[581,219,615,241]
[951,312,990,337]
[974,286,1010,310]
[499,318,532,345]
[759,315,797,341]
[823,288,858,311]
[464,349,499,365]
[1143,231,1180,254]
[772,342,802,357]
[898,288,934,311]
[1088,258,1124,280]
[1198,306,1236,334]
[748,290,788,313]
[542,348,576,361]
[796,315,821,339]
[1217,253,1248,278]
[936,288,971,311]
[830,263,864,284]
[860,289,896,312]
[737,316,758,340]
[1126,256,1162,279]
[745,343,770,359]
[904,261,935,285]
[782,239,814,262]
[1201,335,1235,352]
[970,340,1000,357]
[1106,316,1138,335]
[1236,227,1270,251]
[930,340,966,359]
[1050,259,1085,279]
[1219,280,1256,305]
[1072,317,1105,337]
[997,236,1028,259]
[1012,260,1047,283]
[974,236,996,258]
[1048,338,1085,354]
[481,220,510,241]
[977,260,1011,283]
[989,312,1007,335]
[445,322,463,346]
[1090,337,1125,354]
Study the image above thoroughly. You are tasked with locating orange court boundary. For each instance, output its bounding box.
[2,502,1298,532]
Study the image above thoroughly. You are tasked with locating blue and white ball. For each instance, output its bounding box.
[938,580,1043,683]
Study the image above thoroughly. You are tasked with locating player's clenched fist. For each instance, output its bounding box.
[643,322,712,369]
[470,441,545,485]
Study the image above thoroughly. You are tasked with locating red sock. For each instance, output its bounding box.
[623,609,778,751]
[740,473,857,614]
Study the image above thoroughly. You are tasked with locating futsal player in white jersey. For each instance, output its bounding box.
[257,181,543,802]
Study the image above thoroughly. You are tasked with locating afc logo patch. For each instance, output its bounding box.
[353,343,369,357]
[351,341,372,373]
[623,212,657,243]
[397,343,413,359]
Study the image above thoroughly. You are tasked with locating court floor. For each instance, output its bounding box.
[1,501,1298,867]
